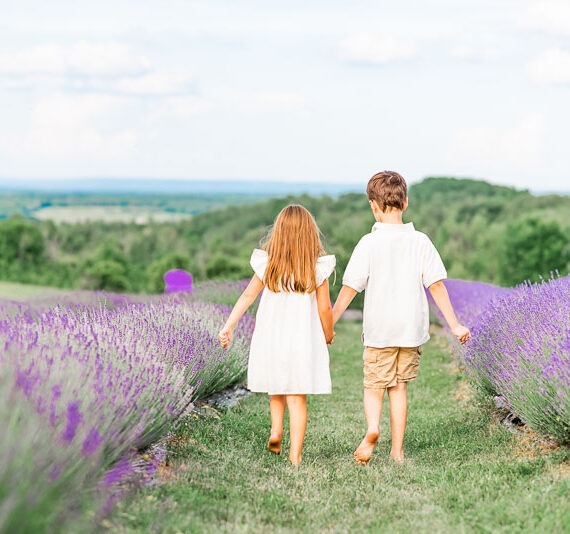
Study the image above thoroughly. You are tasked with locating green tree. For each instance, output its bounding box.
[205,255,247,279]
[82,260,129,292]
[0,216,45,266]
[499,218,570,285]
[146,253,192,293]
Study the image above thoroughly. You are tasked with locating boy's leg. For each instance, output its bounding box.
[268,395,286,454]
[354,388,385,464]
[286,394,307,465]
[387,346,419,462]
[387,382,407,462]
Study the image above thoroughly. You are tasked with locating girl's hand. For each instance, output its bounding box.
[326,330,336,345]
[218,327,233,348]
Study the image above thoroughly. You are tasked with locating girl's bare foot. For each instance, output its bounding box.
[267,433,282,455]
[354,430,379,465]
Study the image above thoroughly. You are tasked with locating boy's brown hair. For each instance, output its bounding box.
[366,171,407,212]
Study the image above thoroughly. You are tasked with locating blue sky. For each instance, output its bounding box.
[1,0,569,190]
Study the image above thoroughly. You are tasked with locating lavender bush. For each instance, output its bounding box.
[0,297,253,532]
[435,278,570,444]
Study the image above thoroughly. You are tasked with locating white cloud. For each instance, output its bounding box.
[0,41,197,97]
[450,45,498,61]
[66,41,150,77]
[447,113,547,171]
[337,34,416,64]
[113,71,195,97]
[0,93,138,160]
[222,91,308,112]
[147,95,210,123]
[0,43,64,75]
[528,48,570,85]
[518,0,570,36]
[0,41,149,79]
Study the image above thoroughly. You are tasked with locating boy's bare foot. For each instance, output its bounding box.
[289,454,302,465]
[267,433,282,455]
[354,430,379,465]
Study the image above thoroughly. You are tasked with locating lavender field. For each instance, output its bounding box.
[0,288,254,532]
[432,276,570,444]
[1,276,569,532]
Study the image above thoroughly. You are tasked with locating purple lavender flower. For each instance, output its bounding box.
[431,277,570,444]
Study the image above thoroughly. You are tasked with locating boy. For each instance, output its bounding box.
[332,171,470,465]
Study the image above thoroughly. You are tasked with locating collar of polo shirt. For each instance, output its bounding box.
[371,222,415,232]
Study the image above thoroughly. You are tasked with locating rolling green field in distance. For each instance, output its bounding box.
[0,191,267,222]
[32,205,193,224]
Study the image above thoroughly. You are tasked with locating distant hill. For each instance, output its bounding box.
[0,177,568,296]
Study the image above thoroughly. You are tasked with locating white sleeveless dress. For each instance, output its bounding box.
[247,249,336,395]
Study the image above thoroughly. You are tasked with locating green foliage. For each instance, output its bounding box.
[146,253,192,293]
[205,255,249,279]
[82,260,129,292]
[0,216,45,267]
[498,218,570,285]
[0,178,568,293]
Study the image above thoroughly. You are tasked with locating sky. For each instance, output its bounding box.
[0,0,569,191]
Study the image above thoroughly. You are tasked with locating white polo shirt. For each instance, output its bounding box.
[342,221,447,348]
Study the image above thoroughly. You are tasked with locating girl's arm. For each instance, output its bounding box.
[316,279,335,344]
[428,280,471,344]
[218,275,264,348]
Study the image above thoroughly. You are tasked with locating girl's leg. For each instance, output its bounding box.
[286,394,307,465]
[387,382,407,462]
[268,395,286,454]
[354,388,385,464]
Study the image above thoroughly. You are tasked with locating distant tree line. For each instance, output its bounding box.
[0,178,568,296]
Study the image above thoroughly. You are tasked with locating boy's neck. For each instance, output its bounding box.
[374,209,404,224]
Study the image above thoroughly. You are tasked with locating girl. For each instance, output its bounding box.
[218,204,335,465]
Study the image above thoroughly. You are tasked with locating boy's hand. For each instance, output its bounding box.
[326,330,336,345]
[218,327,233,348]
[451,324,471,344]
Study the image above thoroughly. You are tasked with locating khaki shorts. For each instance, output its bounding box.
[363,346,423,389]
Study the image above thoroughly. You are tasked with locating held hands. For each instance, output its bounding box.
[451,323,471,344]
[218,326,233,348]
[326,330,336,345]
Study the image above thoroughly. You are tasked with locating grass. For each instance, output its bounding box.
[108,322,569,533]
[0,281,68,300]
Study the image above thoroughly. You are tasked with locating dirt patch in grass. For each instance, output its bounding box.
[454,376,475,404]
[513,428,560,459]
[550,461,570,479]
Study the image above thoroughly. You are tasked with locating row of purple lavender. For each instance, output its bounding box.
[0,292,254,532]
[433,277,570,445]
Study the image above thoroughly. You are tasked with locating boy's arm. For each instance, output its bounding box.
[428,280,471,344]
[218,275,264,348]
[316,279,335,344]
[332,285,358,325]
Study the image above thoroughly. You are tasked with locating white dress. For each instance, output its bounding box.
[247,249,336,395]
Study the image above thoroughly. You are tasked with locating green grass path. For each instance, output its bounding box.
[110,322,569,533]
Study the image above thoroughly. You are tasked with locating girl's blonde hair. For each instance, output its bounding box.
[263,204,325,293]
